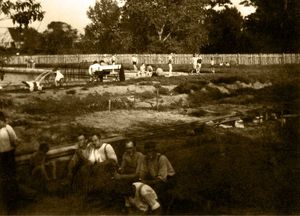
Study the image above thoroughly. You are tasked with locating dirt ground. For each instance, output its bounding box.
[1,65,299,215]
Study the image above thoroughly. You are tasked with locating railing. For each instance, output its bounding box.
[6,53,300,65]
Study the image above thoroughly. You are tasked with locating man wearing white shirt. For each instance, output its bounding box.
[88,61,101,82]
[132,55,138,72]
[168,53,174,77]
[192,53,198,73]
[88,134,118,164]
[0,111,20,214]
[123,182,161,214]
[53,68,64,86]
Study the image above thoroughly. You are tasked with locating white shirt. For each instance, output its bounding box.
[88,143,118,164]
[132,56,138,63]
[0,124,17,153]
[55,70,64,82]
[168,55,173,63]
[126,182,160,212]
[192,57,198,65]
[88,63,101,75]
[140,64,146,73]
[111,55,116,63]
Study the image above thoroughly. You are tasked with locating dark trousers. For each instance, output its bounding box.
[95,71,110,82]
[144,175,176,212]
[0,149,19,213]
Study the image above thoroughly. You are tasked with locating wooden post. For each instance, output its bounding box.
[156,88,159,111]
[108,99,111,112]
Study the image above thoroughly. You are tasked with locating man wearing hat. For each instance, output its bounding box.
[141,142,175,184]
[140,141,175,211]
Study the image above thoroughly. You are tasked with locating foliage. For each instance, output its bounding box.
[83,0,122,53]
[135,90,156,100]
[241,0,300,52]
[203,6,246,53]
[173,81,208,94]
[121,0,209,53]
[158,86,170,95]
[83,0,211,53]
[211,76,251,84]
[0,0,44,28]
[20,27,44,54]
[42,21,79,54]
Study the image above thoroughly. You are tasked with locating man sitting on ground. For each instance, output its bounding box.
[30,142,56,182]
[85,134,118,194]
[140,142,176,211]
[114,140,144,182]
[121,182,161,215]
[88,134,118,165]
[53,67,64,87]
[63,134,91,186]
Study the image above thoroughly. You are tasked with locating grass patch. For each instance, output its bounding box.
[165,123,298,213]
[19,93,130,116]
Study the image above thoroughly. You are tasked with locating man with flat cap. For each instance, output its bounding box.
[140,142,176,212]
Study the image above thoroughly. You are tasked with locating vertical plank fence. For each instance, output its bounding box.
[6,53,300,66]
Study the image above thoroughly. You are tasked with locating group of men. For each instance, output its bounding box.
[131,53,210,77]
[132,54,174,77]
[65,134,176,214]
[88,54,117,82]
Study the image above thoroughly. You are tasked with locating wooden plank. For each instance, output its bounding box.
[99,64,121,70]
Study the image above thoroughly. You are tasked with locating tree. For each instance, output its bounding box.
[42,21,79,54]
[241,0,300,52]
[0,0,44,28]
[83,0,122,53]
[20,27,43,54]
[122,0,209,53]
[203,6,246,53]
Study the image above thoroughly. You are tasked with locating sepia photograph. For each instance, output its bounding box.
[0,0,299,215]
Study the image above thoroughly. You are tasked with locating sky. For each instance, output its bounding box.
[0,0,256,33]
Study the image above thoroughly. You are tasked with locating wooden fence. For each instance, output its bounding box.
[6,53,300,65]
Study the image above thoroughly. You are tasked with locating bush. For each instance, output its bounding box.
[173,81,208,94]
[66,89,76,95]
[136,91,156,100]
[159,86,170,95]
[211,76,251,84]
[188,87,227,106]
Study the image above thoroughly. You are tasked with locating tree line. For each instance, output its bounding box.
[1,0,299,55]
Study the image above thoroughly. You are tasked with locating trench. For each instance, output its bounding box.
[13,114,300,215]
